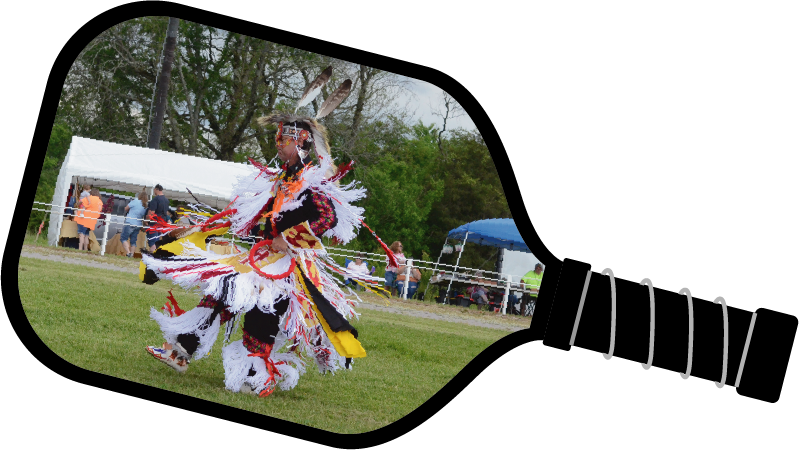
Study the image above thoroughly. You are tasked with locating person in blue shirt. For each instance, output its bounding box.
[121,190,148,257]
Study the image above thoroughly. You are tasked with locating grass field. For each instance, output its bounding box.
[17,255,515,433]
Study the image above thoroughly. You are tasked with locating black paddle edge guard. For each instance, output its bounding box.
[11,2,793,446]
[533,258,797,403]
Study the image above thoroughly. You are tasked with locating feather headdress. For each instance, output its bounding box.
[258,67,352,178]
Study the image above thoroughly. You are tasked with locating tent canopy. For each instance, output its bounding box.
[447,218,529,253]
[48,136,254,246]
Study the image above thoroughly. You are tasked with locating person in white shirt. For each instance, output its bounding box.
[347,254,370,290]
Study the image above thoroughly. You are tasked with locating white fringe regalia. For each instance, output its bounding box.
[143,161,375,395]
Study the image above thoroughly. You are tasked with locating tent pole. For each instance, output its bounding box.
[445,231,469,304]
[402,259,412,300]
[501,273,512,315]
[100,220,109,256]
[422,237,448,303]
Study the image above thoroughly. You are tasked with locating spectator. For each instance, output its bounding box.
[396,262,422,299]
[466,270,488,311]
[146,184,171,252]
[384,241,406,296]
[520,263,544,316]
[465,271,481,298]
[79,184,92,201]
[469,278,488,311]
[121,190,148,257]
[508,292,521,315]
[74,188,103,252]
[72,183,92,221]
[64,184,77,219]
[347,253,370,290]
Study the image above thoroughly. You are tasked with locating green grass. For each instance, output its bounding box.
[23,231,48,247]
[17,256,511,433]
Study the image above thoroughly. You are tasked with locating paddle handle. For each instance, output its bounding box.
[536,258,797,403]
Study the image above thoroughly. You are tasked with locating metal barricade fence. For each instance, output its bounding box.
[29,201,537,314]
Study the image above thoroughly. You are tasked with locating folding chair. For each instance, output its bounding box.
[344,258,352,286]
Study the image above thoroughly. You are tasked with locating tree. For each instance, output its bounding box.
[146,17,180,149]
[55,17,172,146]
[432,90,464,154]
[424,129,512,270]
[354,120,444,257]
[54,17,415,166]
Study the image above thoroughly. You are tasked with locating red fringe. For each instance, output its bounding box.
[359,219,398,268]
[200,269,235,281]
[325,195,397,268]
[239,197,273,236]
[148,215,180,234]
[201,221,232,233]
[200,209,236,231]
[248,157,280,179]
[162,262,217,275]
[327,160,355,183]
[161,290,186,317]
[247,346,287,398]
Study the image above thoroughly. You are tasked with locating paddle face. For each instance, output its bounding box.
[5,6,555,446]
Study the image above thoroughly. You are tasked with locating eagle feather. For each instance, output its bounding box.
[295,66,332,112]
[316,80,352,119]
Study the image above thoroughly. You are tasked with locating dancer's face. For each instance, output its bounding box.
[276,136,299,164]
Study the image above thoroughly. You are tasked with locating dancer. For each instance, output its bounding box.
[142,67,396,397]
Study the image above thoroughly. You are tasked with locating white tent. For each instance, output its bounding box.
[500,249,542,287]
[48,136,254,246]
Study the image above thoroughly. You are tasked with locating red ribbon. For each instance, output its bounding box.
[247,347,286,398]
[161,290,185,317]
[200,209,236,232]
[248,239,297,280]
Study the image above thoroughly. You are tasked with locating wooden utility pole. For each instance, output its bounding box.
[147,17,180,149]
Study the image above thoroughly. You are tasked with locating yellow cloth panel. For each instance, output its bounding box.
[297,264,366,359]
[139,227,228,281]
[282,221,323,250]
[309,300,366,359]
[209,243,237,255]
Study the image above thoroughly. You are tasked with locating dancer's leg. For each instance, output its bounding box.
[147,295,231,372]
[222,299,290,395]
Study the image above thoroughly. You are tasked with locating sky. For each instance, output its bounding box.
[396,75,477,131]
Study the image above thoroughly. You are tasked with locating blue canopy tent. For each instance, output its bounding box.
[428,219,530,314]
[447,218,530,253]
